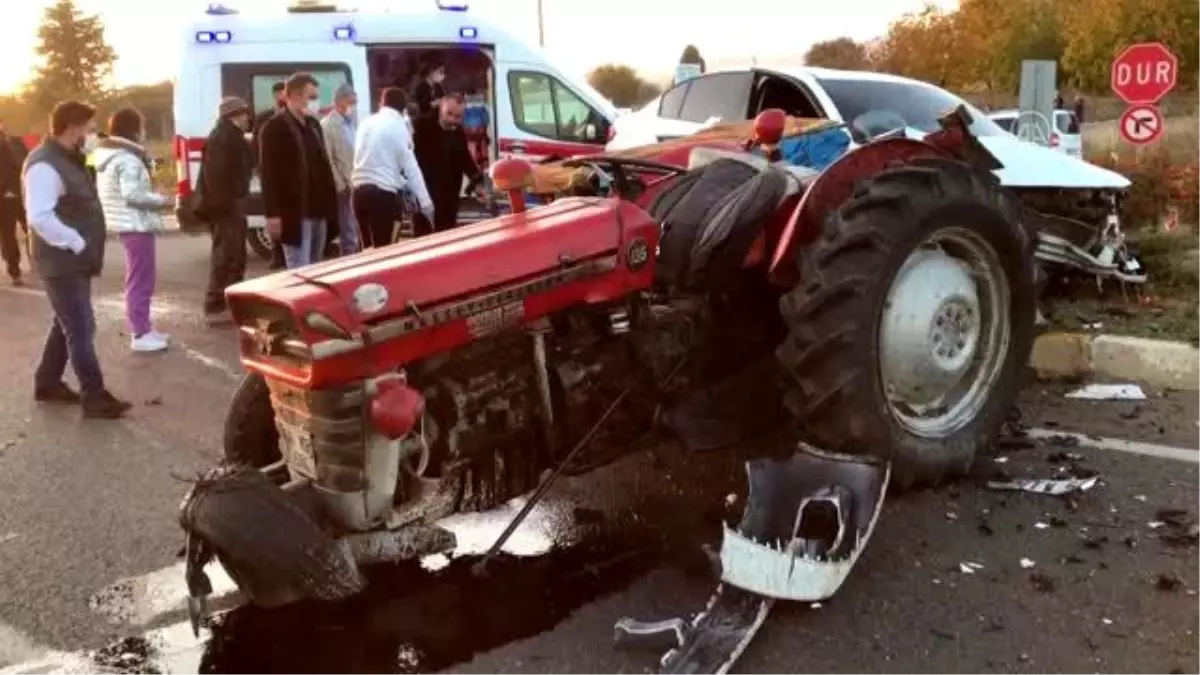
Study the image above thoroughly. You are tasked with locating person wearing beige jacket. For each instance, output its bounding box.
[321,84,360,255]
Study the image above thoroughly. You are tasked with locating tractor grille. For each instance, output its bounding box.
[265,378,370,492]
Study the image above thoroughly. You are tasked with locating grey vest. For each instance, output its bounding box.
[24,141,106,278]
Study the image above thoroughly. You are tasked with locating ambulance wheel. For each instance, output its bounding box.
[776,156,1036,491]
[247,228,274,261]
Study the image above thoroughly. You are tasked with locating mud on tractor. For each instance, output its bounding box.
[179,107,1035,671]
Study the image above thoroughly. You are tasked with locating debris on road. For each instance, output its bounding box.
[1153,508,1199,548]
[986,476,1099,496]
[1155,573,1184,592]
[1065,383,1147,401]
[1029,572,1056,593]
[1020,558,1036,569]
[959,562,984,574]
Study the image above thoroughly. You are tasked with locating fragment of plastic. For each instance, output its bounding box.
[776,127,853,172]
[719,442,891,601]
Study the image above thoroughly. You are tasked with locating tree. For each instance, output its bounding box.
[1058,0,1198,92]
[27,0,117,114]
[587,64,663,108]
[804,38,871,70]
[679,44,707,73]
[873,5,967,87]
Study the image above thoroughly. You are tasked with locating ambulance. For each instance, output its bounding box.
[173,0,618,257]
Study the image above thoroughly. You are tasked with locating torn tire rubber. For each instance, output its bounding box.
[180,466,365,606]
[223,373,281,468]
[776,156,1035,491]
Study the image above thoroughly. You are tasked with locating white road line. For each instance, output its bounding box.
[0,621,208,675]
[0,623,52,670]
[89,562,239,628]
[1028,428,1199,464]
[179,344,240,382]
[0,285,241,382]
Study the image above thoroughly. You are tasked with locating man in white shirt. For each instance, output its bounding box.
[24,101,131,419]
[351,87,433,248]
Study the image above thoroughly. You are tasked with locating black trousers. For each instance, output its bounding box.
[0,195,25,280]
[204,206,248,314]
[412,194,460,236]
[352,184,403,248]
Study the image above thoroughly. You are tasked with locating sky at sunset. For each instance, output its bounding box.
[0,0,956,94]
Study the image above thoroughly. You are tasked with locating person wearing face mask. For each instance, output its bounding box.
[412,93,484,235]
[412,62,446,117]
[196,96,254,325]
[23,100,131,419]
[320,83,360,256]
[259,72,340,268]
[93,107,173,352]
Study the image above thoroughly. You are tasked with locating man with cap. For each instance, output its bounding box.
[253,81,287,269]
[197,96,253,325]
[321,83,360,256]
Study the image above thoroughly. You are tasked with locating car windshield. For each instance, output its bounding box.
[815,75,1007,140]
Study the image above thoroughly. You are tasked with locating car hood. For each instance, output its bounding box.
[974,133,1130,190]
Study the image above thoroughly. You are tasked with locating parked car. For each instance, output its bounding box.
[987,108,1083,158]
[606,66,1139,285]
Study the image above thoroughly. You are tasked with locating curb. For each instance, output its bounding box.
[1030,332,1200,390]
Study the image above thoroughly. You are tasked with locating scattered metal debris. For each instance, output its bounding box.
[1153,509,1199,547]
[1030,572,1056,593]
[1065,384,1147,401]
[987,476,1099,496]
[1020,558,1036,569]
[1156,573,1184,592]
[959,562,984,574]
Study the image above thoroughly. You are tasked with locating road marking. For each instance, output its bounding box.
[0,285,241,382]
[0,623,52,670]
[1028,428,1198,464]
[179,344,240,382]
[0,621,207,675]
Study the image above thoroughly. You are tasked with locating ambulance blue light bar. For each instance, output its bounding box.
[196,30,233,43]
[459,26,478,39]
[333,25,354,40]
[437,1,468,11]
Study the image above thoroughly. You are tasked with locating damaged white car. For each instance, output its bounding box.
[609,66,1143,286]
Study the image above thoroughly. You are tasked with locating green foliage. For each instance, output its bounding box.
[27,0,117,113]
[804,38,871,70]
[586,64,662,108]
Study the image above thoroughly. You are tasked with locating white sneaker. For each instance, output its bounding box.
[131,333,169,352]
[148,330,171,343]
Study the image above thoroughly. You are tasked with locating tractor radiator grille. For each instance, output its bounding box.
[265,378,370,492]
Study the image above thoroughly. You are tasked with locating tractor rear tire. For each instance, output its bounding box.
[776,157,1035,491]
[223,373,281,468]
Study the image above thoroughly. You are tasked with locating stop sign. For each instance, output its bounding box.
[1111,42,1178,104]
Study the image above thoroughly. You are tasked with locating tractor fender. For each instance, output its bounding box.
[766,137,952,287]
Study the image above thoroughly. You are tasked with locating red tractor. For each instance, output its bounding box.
[180,107,1035,672]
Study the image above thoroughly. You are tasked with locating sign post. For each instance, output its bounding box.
[1111,42,1178,146]
[1017,59,1057,148]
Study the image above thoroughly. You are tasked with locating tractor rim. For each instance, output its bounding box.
[878,227,1011,438]
[253,227,273,253]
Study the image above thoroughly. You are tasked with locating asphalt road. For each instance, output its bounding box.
[0,234,1196,674]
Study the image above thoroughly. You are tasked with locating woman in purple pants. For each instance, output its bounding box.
[94,108,172,352]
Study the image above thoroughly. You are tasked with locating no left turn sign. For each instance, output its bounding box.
[1119,105,1164,145]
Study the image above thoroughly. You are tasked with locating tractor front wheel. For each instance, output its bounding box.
[776,157,1035,491]
[223,373,282,468]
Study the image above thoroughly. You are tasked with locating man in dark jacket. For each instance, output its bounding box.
[0,121,27,284]
[198,96,254,324]
[24,101,130,419]
[259,72,339,268]
[253,81,287,270]
[412,94,483,234]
